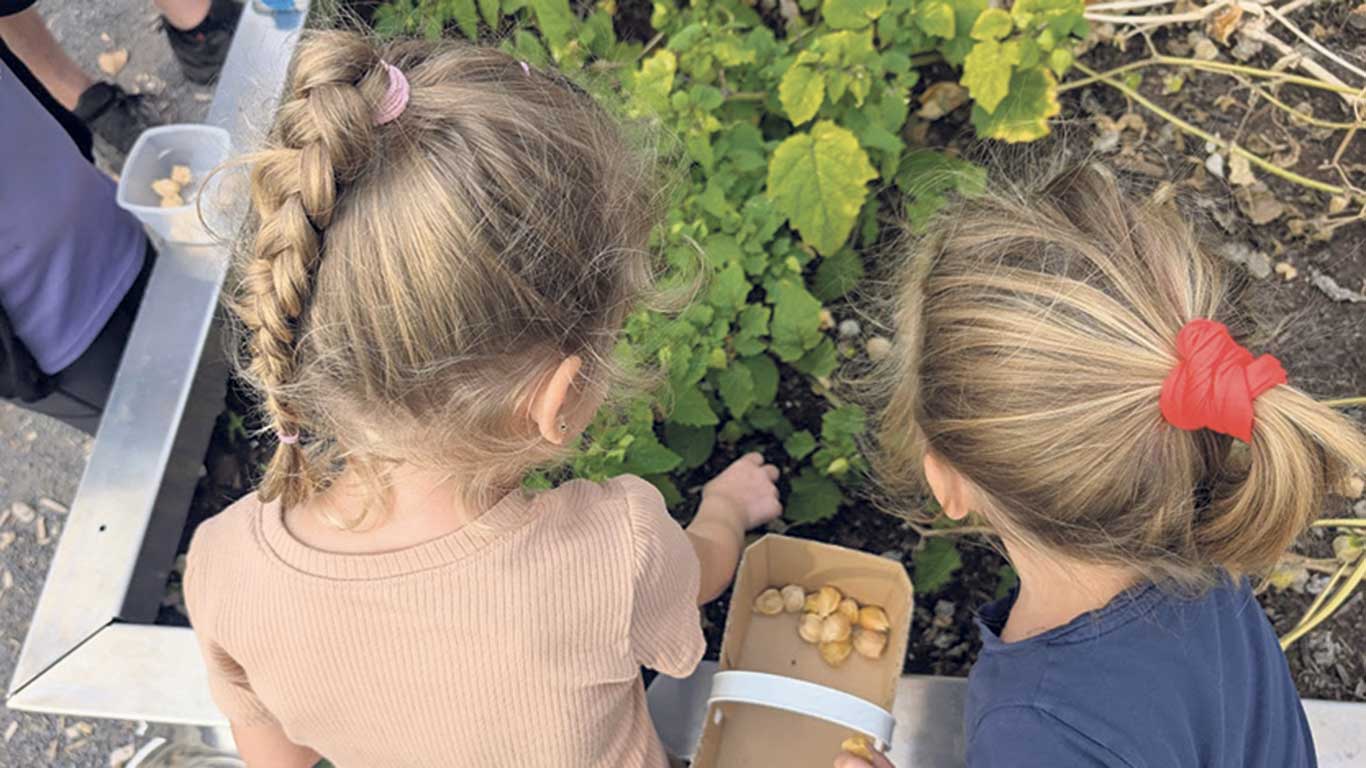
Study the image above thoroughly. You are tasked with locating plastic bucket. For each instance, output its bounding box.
[116,124,232,245]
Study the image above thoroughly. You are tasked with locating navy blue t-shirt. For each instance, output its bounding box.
[965,580,1315,767]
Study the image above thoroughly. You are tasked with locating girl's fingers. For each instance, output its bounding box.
[763,464,780,482]
[762,497,783,519]
[742,452,765,465]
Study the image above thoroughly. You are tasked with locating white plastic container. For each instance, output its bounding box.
[116,124,232,245]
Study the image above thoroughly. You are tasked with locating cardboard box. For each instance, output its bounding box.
[693,534,914,767]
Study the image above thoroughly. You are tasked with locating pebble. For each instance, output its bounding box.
[1274,261,1298,281]
[865,336,892,362]
[837,319,861,338]
[3,720,16,742]
[932,599,956,628]
[1342,474,1363,500]
[1204,152,1225,178]
[2,570,12,591]
[38,497,68,514]
[35,515,48,545]
[0,531,14,550]
[10,501,35,523]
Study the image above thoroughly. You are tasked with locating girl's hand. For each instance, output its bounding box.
[702,453,781,529]
[834,750,896,768]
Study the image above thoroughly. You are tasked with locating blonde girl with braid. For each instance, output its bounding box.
[840,165,1366,768]
[183,31,780,768]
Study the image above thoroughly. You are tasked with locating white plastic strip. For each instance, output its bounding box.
[707,671,896,747]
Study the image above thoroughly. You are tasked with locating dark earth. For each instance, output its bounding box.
[160,0,1365,703]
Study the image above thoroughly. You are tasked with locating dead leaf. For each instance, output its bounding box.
[1235,182,1285,224]
[1228,153,1256,186]
[109,743,137,768]
[10,502,34,524]
[917,82,969,120]
[1328,195,1350,214]
[97,48,128,77]
[1208,5,1243,45]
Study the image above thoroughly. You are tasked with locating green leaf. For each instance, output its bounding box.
[632,50,676,116]
[778,55,825,126]
[769,280,825,362]
[913,538,963,594]
[664,422,716,470]
[914,0,955,38]
[647,474,685,508]
[478,0,500,28]
[531,0,576,52]
[821,404,867,444]
[939,0,987,66]
[708,263,750,311]
[1048,47,1074,77]
[734,305,771,357]
[822,0,888,30]
[715,363,756,418]
[812,248,864,301]
[994,564,1019,599]
[785,430,818,460]
[961,40,1020,114]
[449,0,480,39]
[739,354,780,406]
[672,384,719,427]
[970,8,1013,41]
[623,434,684,476]
[767,121,877,256]
[970,66,1060,142]
[787,468,843,523]
[794,337,839,377]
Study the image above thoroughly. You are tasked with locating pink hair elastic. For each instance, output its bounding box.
[277,431,300,445]
[373,61,410,126]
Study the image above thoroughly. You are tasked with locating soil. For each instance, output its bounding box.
[160,0,1365,702]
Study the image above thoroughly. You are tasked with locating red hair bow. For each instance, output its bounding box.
[1159,320,1286,443]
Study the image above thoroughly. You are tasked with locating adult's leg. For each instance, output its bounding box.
[157,0,241,85]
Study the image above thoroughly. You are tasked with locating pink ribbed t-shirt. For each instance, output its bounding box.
[184,476,705,768]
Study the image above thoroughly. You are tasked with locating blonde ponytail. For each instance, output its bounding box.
[874,163,1366,585]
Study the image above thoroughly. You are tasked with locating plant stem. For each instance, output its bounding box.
[1324,396,1366,408]
[1072,62,1348,195]
[1280,554,1366,650]
[1059,56,1366,96]
[1313,519,1366,528]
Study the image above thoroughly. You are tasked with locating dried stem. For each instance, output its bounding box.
[1072,62,1349,194]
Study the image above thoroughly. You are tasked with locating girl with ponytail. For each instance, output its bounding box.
[184,29,780,768]
[854,165,1366,768]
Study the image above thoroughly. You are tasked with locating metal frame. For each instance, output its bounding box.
[5,2,310,727]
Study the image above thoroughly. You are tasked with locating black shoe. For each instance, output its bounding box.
[163,0,243,85]
[72,82,159,171]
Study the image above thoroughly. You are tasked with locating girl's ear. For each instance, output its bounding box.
[923,452,972,521]
[530,355,583,445]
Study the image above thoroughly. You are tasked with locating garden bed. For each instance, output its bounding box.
[161,0,1364,703]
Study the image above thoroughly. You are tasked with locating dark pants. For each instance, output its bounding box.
[19,249,155,434]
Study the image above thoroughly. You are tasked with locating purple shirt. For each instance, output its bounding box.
[1,60,146,374]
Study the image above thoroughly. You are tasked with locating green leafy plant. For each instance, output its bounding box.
[370,0,1081,531]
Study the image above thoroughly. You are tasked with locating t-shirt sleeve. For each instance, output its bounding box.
[968,706,1134,768]
[183,528,279,727]
[617,475,706,678]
